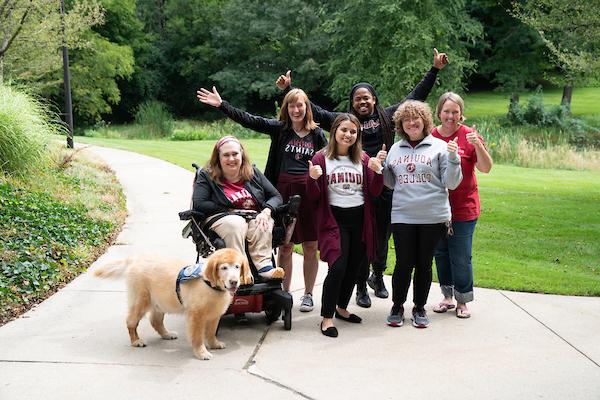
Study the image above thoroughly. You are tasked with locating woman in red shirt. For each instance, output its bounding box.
[431,92,493,318]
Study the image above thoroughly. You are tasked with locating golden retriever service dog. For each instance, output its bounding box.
[93,248,252,360]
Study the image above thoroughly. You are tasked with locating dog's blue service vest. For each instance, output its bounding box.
[175,262,223,304]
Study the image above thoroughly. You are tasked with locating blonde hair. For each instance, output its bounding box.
[393,100,434,141]
[279,89,318,131]
[325,113,363,164]
[205,136,254,184]
[436,92,466,122]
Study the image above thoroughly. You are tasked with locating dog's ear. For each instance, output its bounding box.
[240,256,253,286]
[204,253,221,287]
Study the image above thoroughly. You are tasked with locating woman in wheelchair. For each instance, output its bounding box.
[192,136,285,280]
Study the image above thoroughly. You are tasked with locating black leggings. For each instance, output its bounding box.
[356,187,392,283]
[321,206,365,318]
[391,223,446,310]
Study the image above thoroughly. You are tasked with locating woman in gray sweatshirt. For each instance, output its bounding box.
[382,100,462,328]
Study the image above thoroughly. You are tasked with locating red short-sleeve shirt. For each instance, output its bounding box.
[432,124,484,222]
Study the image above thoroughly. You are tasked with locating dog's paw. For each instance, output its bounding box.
[209,340,226,349]
[161,331,178,340]
[131,339,146,347]
[194,348,213,360]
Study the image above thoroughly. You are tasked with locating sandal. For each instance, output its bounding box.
[433,302,456,313]
[455,307,471,319]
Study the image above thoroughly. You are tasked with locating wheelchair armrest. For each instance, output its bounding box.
[274,194,301,218]
[179,210,205,221]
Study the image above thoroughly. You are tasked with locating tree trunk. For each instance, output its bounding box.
[561,84,573,113]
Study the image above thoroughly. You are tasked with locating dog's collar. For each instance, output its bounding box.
[203,279,225,292]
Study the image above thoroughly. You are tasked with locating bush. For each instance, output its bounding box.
[169,119,263,141]
[0,84,61,175]
[134,100,174,138]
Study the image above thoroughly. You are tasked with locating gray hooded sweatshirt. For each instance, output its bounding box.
[384,134,462,224]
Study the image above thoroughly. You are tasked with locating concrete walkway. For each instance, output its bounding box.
[1,146,599,400]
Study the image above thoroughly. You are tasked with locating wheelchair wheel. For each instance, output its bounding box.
[282,307,292,331]
[265,306,281,325]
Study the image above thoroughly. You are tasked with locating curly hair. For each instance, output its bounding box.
[393,100,434,141]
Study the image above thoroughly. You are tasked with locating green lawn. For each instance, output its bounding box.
[78,136,600,296]
[464,86,600,120]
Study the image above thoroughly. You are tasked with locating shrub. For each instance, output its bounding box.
[0,84,61,175]
[134,100,174,138]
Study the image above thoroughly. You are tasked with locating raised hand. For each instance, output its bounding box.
[447,137,459,154]
[276,70,292,90]
[433,48,449,70]
[368,157,382,172]
[466,124,483,148]
[376,144,387,163]
[196,86,222,107]
[308,160,322,180]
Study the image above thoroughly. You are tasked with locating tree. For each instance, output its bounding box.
[205,0,331,112]
[467,0,551,93]
[323,0,483,109]
[0,0,103,83]
[512,0,600,109]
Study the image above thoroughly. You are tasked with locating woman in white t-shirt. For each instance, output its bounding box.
[306,114,385,338]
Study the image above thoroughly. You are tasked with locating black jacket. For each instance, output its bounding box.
[192,166,282,218]
[306,67,439,154]
[218,101,328,186]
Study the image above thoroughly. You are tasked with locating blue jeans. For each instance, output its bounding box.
[434,219,477,304]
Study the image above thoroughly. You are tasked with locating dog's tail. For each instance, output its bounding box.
[92,258,134,279]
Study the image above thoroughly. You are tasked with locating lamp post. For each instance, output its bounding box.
[60,0,74,148]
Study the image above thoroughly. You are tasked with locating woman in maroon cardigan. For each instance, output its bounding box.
[306,114,385,337]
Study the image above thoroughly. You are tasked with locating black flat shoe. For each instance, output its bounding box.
[320,322,338,338]
[335,311,362,323]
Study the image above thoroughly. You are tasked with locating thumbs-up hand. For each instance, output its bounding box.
[466,124,482,148]
[368,157,382,173]
[376,144,387,162]
[447,137,459,154]
[433,48,449,69]
[308,160,322,180]
[276,70,292,90]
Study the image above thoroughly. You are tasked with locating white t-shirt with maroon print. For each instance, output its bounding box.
[325,156,364,208]
[222,180,258,211]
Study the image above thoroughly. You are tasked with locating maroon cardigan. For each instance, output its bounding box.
[306,150,383,266]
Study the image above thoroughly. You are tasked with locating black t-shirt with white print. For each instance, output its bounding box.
[360,114,384,158]
[280,132,316,175]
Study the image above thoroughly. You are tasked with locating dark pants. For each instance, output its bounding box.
[321,206,365,318]
[391,223,446,310]
[356,187,392,285]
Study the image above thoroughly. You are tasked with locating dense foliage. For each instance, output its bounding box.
[2,0,598,126]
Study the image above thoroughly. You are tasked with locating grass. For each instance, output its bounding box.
[76,137,270,171]
[0,144,126,325]
[464,86,600,120]
[387,165,600,296]
[76,136,600,296]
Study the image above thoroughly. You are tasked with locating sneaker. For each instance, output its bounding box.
[412,308,430,328]
[387,306,404,327]
[299,293,314,312]
[367,273,389,298]
[257,265,285,280]
[355,285,371,308]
